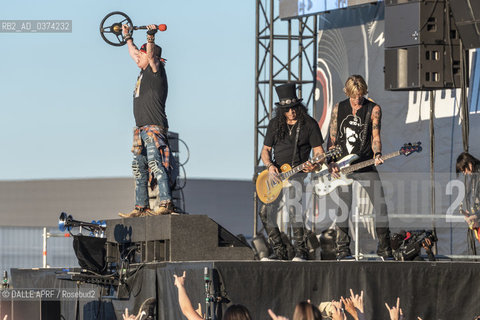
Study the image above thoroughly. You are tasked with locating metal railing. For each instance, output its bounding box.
[41,227,72,268]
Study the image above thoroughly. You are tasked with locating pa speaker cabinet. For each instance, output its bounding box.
[385,44,463,90]
[449,0,480,49]
[385,0,446,48]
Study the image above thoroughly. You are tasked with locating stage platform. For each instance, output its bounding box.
[5,260,480,320]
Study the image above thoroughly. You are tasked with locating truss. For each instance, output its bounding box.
[253,0,318,234]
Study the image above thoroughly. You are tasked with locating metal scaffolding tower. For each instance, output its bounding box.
[253,0,318,235]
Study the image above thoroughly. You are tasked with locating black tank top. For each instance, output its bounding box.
[133,64,169,129]
[336,98,376,169]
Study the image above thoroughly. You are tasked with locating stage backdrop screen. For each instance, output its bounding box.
[279,0,382,19]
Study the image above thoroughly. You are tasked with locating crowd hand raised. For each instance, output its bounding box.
[341,296,358,320]
[173,271,186,288]
[349,289,364,314]
[385,297,404,320]
[268,308,289,320]
[195,303,202,316]
[147,24,158,35]
[331,300,346,320]
[122,308,141,320]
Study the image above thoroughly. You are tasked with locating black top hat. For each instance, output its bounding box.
[275,83,303,108]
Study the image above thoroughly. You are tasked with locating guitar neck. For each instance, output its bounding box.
[342,151,401,174]
[281,154,326,180]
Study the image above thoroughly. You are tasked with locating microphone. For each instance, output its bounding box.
[133,24,167,31]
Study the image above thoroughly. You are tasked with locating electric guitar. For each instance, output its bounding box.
[459,203,480,242]
[313,142,422,196]
[256,147,341,204]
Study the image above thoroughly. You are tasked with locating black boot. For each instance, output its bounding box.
[377,228,393,259]
[336,225,353,260]
[320,229,337,260]
[280,232,296,260]
[266,227,288,260]
[259,204,288,260]
[292,227,308,261]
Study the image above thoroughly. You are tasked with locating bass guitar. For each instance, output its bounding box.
[256,147,341,204]
[313,142,422,196]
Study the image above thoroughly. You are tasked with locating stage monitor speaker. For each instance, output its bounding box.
[385,0,449,48]
[384,44,464,90]
[449,0,480,49]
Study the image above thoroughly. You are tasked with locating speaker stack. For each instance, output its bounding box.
[449,0,480,49]
[384,0,466,90]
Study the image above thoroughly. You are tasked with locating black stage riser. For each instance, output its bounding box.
[10,261,480,320]
[105,215,254,262]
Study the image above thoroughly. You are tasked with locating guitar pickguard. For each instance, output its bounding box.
[313,154,358,196]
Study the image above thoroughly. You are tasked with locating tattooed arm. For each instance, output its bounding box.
[327,103,341,176]
[329,103,339,147]
[371,105,383,165]
[261,145,280,181]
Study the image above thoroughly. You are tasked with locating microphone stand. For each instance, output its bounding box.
[204,267,214,320]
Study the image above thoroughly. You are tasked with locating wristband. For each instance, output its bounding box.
[374,152,382,158]
[147,35,155,43]
[123,34,132,41]
[266,163,274,169]
[147,28,158,35]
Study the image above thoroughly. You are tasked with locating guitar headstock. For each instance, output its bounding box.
[312,146,342,164]
[400,142,422,156]
[326,145,342,161]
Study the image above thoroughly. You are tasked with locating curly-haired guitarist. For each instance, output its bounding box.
[259,83,326,261]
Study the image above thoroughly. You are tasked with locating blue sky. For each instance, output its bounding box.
[0,0,255,181]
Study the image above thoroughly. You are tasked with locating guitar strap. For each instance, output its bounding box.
[291,123,301,166]
[358,103,373,154]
